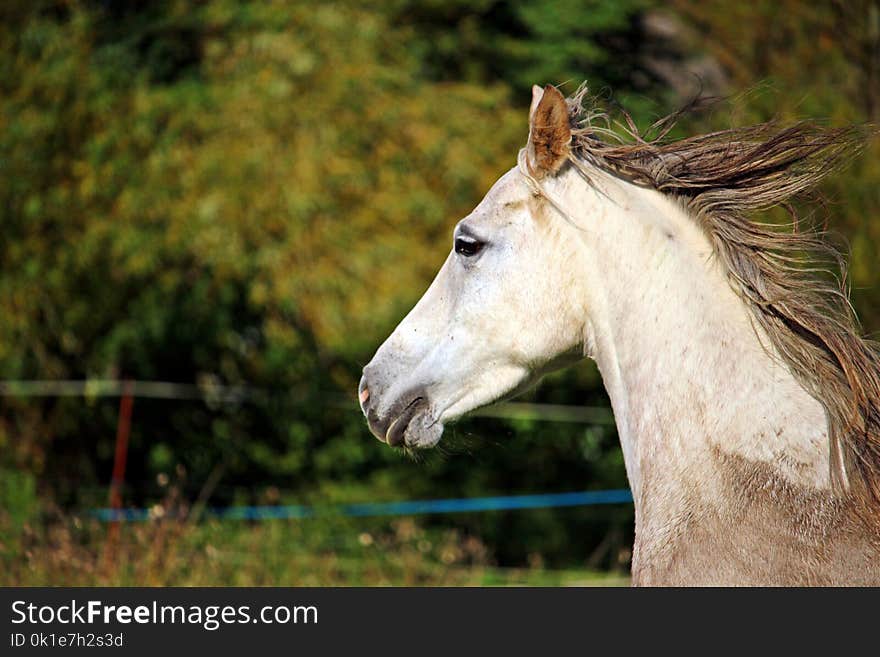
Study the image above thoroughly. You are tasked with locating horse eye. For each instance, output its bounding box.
[454,236,484,258]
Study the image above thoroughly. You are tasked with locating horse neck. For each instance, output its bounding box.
[564,168,832,532]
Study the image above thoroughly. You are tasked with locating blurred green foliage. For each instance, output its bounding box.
[669,0,880,314]
[389,1,654,95]
[1,0,878,575]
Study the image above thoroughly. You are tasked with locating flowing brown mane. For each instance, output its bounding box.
[562,87,880,514]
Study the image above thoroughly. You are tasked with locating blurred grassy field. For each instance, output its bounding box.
[2,512,628,587]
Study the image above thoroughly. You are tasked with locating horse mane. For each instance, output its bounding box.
[562,85,880,514]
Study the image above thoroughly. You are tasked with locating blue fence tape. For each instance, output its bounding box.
[91,489,634,523]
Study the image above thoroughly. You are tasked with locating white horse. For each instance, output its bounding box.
[359,84,880,585]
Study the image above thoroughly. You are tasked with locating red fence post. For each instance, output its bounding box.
[102,380,134,574]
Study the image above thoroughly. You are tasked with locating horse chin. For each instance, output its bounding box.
[402,411,443,449]
[368,394,443,449]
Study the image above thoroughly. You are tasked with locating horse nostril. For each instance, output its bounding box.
[358,375,371,412]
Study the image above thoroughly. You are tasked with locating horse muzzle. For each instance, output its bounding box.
[358,375,438,448]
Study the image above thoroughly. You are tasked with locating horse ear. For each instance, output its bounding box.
[529,85,544,121]
[527,84,571,177]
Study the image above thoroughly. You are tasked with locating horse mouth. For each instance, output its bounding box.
[369,396,426,447]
